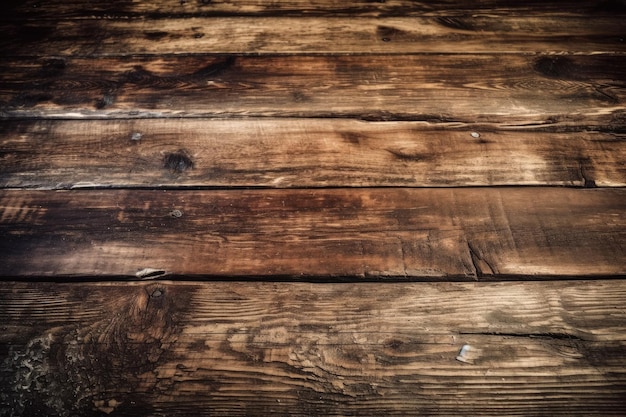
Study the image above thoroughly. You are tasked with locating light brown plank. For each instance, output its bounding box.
[1,280,625,415]
[0,188,623,278]
[5,0,625,19]
[1,119,625,189]
[1,54,624,124]
[1,17,625,57]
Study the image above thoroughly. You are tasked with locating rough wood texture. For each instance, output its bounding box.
[2,17,625,56]
[1,280,625,416]
[1,188,624,278]
[1,0,625,415]
[1,55,624,124]
[1,119,624,188]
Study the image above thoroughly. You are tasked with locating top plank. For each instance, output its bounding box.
[1,16,625,57]
[4,0,626,19]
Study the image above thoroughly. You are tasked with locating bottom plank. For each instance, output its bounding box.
[1,280,625,416]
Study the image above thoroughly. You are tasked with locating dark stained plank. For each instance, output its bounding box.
[1,17,625,57]
[1,119,625,189]
[4,0,626,19]
[1,55,624,124]
[1,280,625,416]
[0,188,624,278]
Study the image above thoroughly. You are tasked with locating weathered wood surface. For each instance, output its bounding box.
[4,0,626,19]
[1,0,625,414]
[1,280,625,416]
[1,55,624,124]
[1,119,625,189]
[1,188,624,278]
[2,17,626,56]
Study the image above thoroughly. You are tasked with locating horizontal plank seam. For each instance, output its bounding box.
[2,274,625,284]
[3,51,626,59]
[2,184,623,191]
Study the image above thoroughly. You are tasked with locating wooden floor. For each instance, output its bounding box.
[1,1,625,416]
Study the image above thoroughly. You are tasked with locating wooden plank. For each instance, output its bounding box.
[1,119,625,189]
[4,0,626,19]
[0,188,623,278]
[1,54,624,124]
[1,17,625,57]
[1,280,625,415]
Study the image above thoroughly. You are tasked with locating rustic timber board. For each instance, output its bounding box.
[1,280,625,416]
[1,54,624,124]
[1,188,624,278]
[2,16,626,56]
[1,119,624,188]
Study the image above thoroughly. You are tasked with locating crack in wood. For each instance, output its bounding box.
[398,237,408,277]
[578,159,597,188]
[458,331,585,341]
[467,241,495,279]
[594,86,619,105]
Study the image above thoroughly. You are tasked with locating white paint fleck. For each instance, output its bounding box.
[135,268,168,279]
[456,344,483,364]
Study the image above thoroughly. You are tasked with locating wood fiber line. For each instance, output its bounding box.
[0,280,625,416]
[0,55,624,123]
[4,0,626,19]
[1,16,625,57]
[0,188,623,278]
[1,119,625,189]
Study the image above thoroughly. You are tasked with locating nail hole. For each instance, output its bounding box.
[151,289,163,298]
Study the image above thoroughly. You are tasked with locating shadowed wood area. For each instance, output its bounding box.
[1,280,626,416]
[3,0,626,18]
[0,0,625,415]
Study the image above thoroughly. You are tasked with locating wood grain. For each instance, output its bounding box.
[0,0,624,415]
[1,280,625,416]
[1,54,624,124]
[1,188,623,278]
[4,0,626,19]
[1,119,625,189]
[2,17,625,57]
